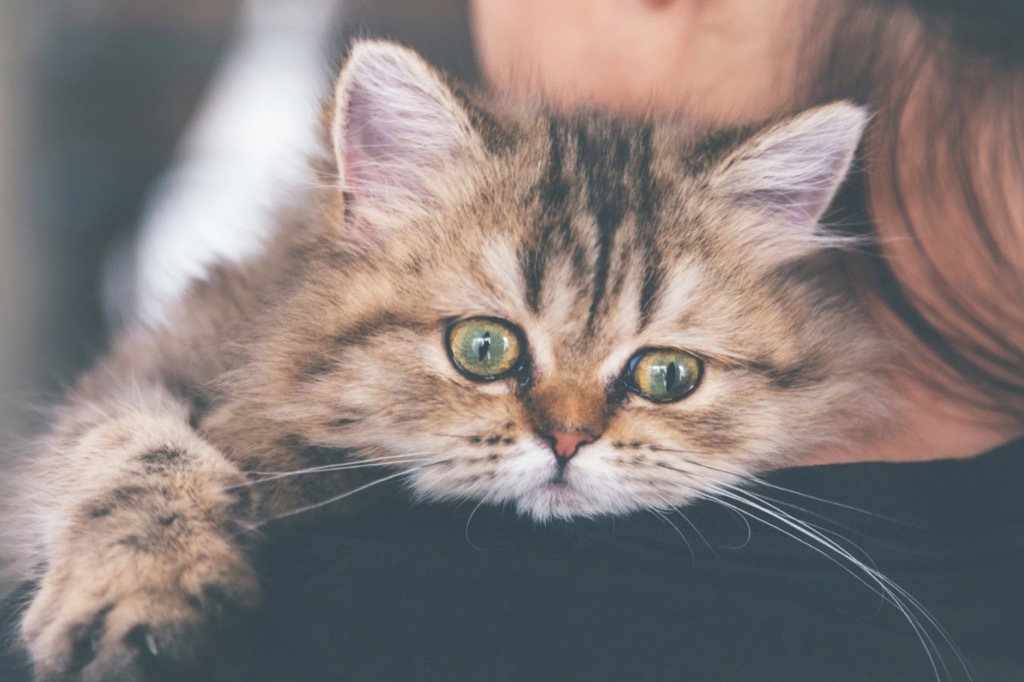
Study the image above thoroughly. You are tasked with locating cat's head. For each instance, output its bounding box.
[248,41,887,520]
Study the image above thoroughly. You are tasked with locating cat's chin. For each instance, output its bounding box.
[512,475,644,522]
[515,480,594,521]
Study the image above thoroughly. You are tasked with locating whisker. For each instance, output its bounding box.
[428,432,490,442]
[746,477,919,527]
[713,500,945,678]
[648,451,968,679]
[724,489,890,617]
[243,454,427,479]
[648,460,751,551]
[652,449,921,532]
[645,507,695,569]
[709,484,969,682]
[677,505,739,555]
[257,468,420,525]
[652,446,919,526]
[223,454,433,490]
[739,491,882,551]
[463,498,490,550]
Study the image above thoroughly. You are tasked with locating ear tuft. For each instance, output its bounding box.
[332,41,480,212]
[716,102,868,231]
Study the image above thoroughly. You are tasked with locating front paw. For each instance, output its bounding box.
[22,535,260,681]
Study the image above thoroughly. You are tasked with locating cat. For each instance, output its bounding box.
[7,40,887,680]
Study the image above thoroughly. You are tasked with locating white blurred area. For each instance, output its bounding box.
[105,0,345,327]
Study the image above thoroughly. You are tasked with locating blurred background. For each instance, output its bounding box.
[0,0,478,441]
[0,0,477,591]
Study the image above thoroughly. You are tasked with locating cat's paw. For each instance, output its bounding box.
[21,534,260,682]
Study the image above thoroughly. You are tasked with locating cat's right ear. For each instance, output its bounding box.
[710,102,868,261]
[330,41,484,239]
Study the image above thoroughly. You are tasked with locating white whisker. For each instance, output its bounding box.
[747,476,918,527]
[648,460,749,552]
[678,505,737,556]
[738,491,881,553]
[223,453,433,491]
[708,484,970,682]
[646,507,695,569]
[251,456,424,476]
[257,468,420,525]
[463,498,490,550]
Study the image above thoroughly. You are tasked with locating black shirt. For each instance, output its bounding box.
[3,439,1022,681]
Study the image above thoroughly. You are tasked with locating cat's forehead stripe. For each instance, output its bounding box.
[524,115,666,333]
[574,119,630,330]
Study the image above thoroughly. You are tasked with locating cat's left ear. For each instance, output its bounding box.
[712,102,867,244]
[331,41,484,226]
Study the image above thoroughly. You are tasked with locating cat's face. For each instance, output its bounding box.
[248,42,887,520]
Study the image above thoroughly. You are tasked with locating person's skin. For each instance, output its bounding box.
[470,0,1023,465]
[472,0,809,123]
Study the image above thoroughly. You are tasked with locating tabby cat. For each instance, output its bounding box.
[9,41,886,680]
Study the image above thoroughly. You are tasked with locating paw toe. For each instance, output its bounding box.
[65,604,114,674]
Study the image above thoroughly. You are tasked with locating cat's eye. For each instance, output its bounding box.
[624,348,702,403]
[446,317,524,381]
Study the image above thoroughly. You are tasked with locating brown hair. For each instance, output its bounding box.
[801,0,1024,425]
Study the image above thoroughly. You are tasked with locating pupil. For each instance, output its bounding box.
[665,361,678,391]
[477,332,491,363]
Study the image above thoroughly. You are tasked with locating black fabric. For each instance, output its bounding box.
[3,440,1022,681]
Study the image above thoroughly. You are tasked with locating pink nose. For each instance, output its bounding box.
[545,430,595,460]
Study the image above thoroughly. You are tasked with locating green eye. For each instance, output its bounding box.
[625,348,702,403]
[447,317,524,381]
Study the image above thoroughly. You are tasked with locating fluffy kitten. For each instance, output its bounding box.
[10,41,885,680]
